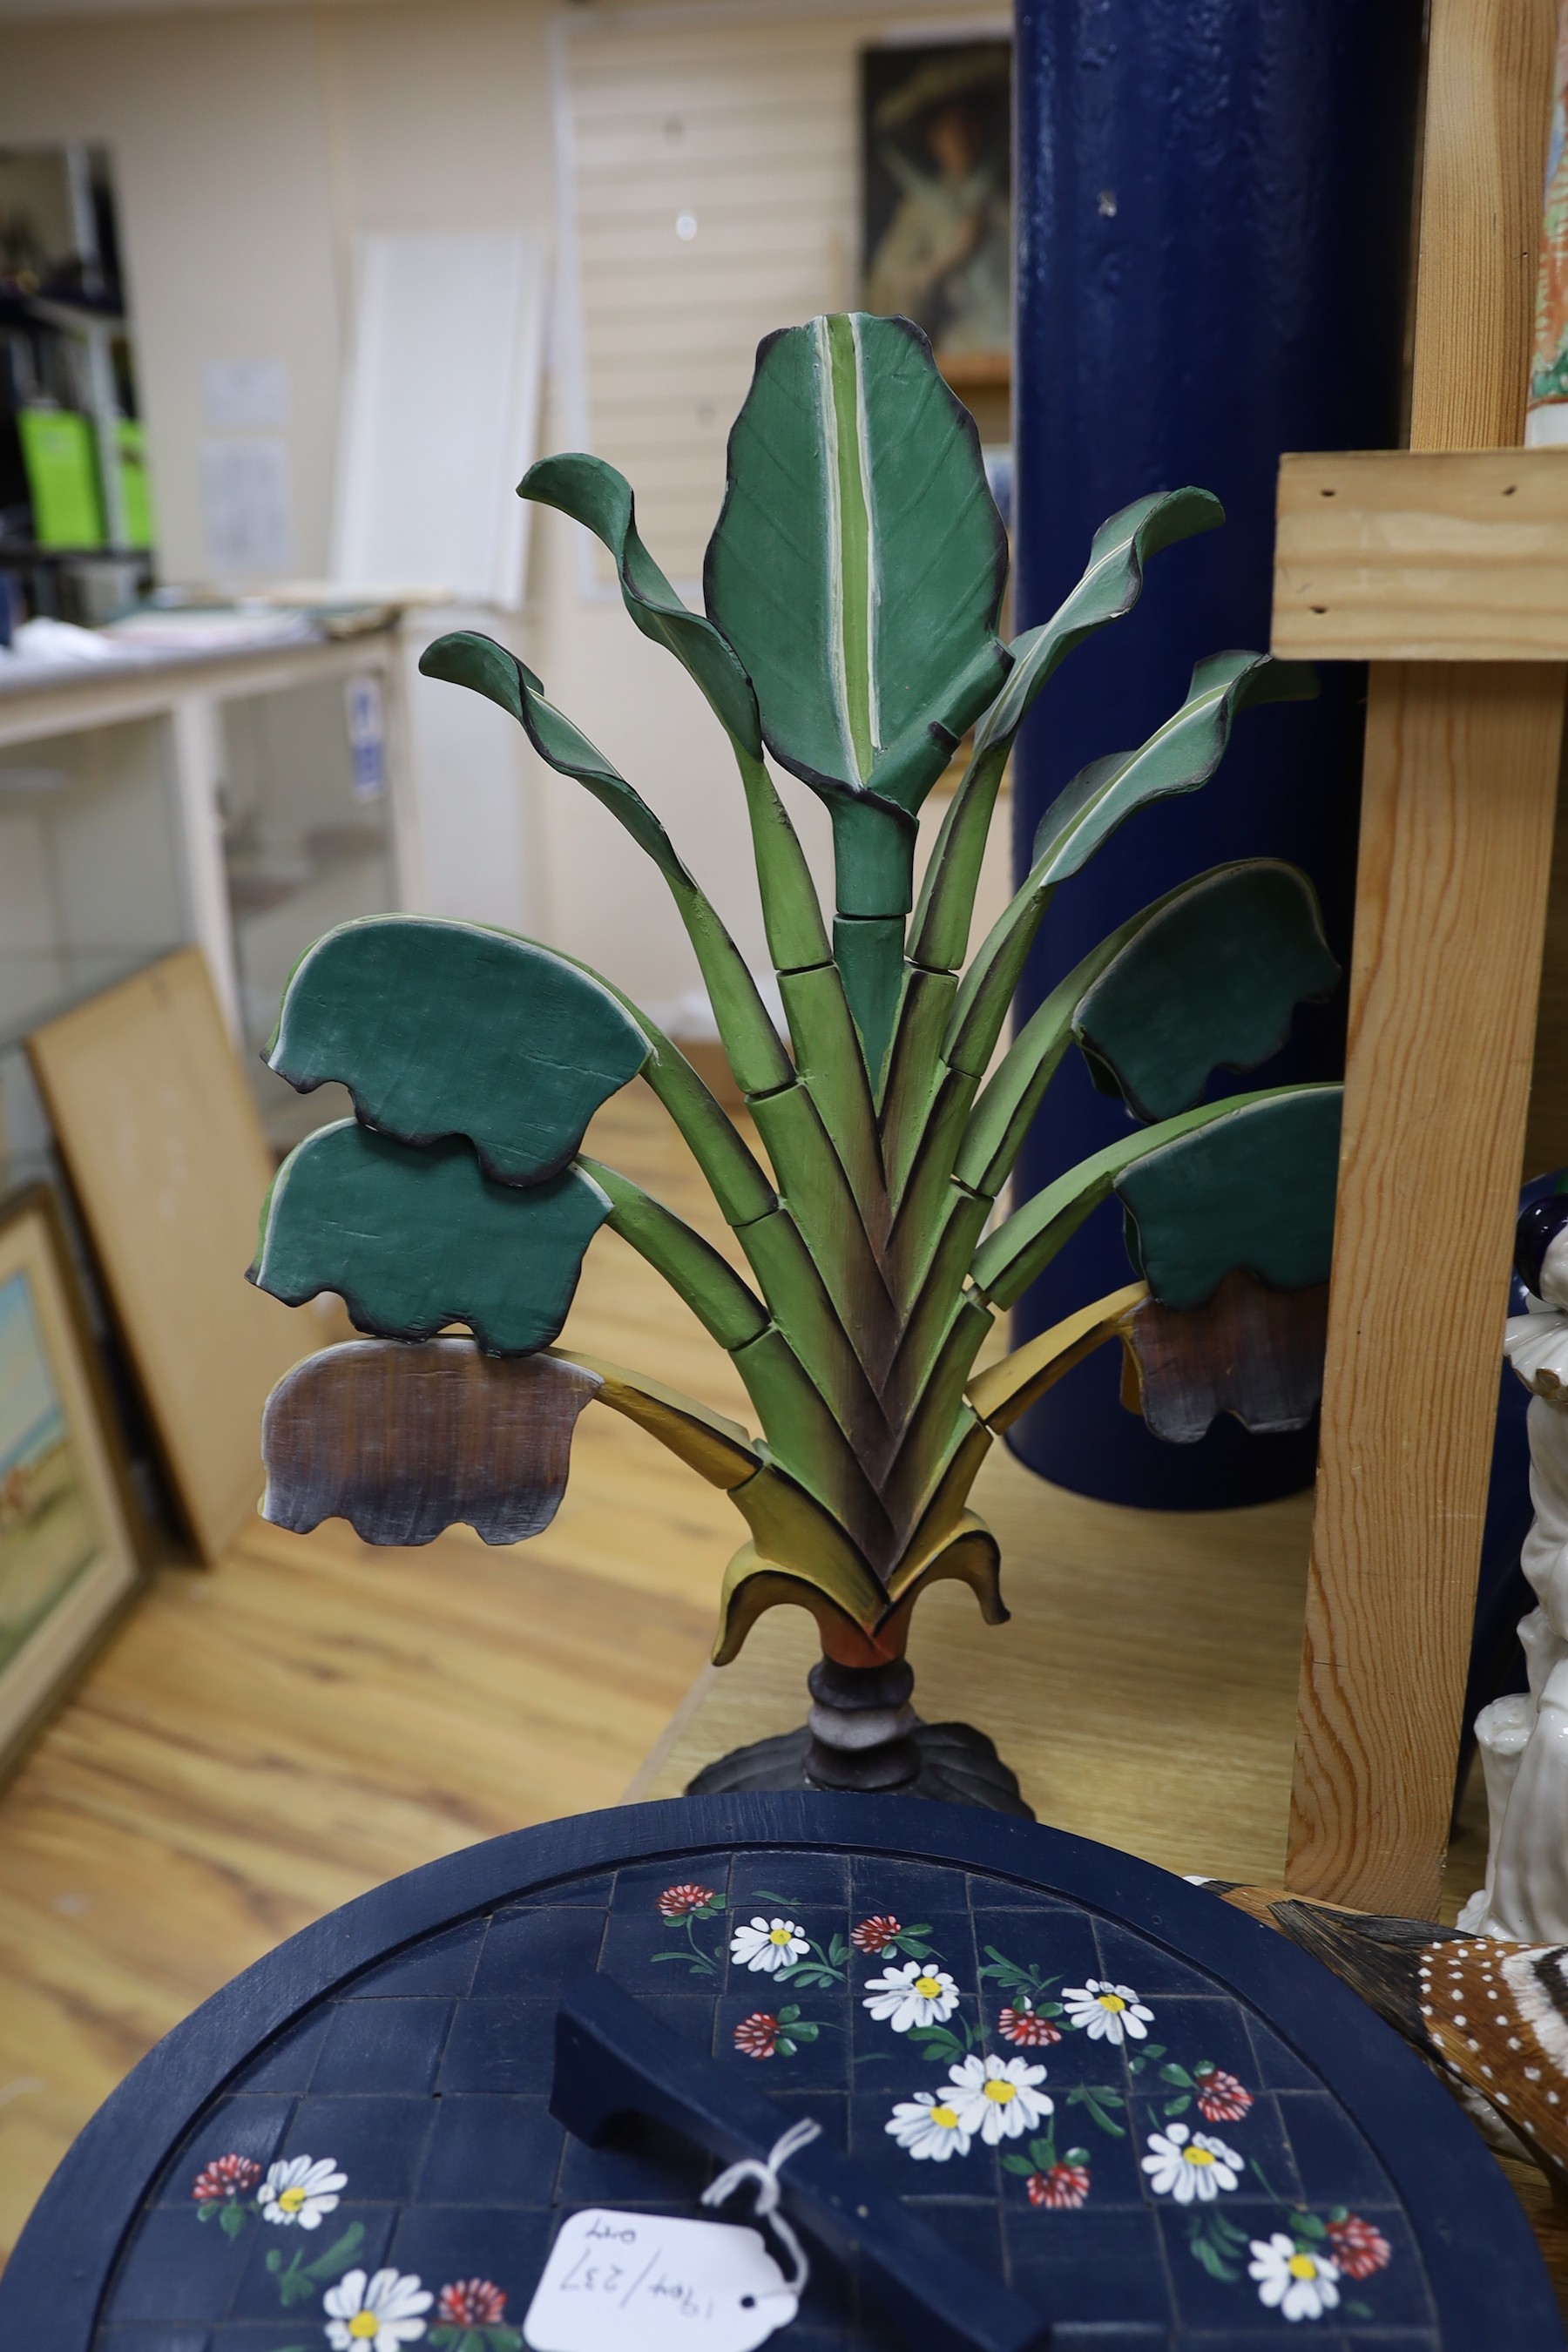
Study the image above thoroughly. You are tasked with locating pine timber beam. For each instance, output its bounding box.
[1279,0,1565,1916]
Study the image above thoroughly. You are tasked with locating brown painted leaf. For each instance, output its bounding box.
[261,1338,602,1545]
[1120,1270,1328,1443]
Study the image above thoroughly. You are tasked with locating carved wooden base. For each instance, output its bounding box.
[686,1709,1035,1815]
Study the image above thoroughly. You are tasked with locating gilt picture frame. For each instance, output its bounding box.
[0,1182,141,1777]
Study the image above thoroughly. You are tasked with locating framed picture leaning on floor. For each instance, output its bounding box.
[0,1184,141,1776]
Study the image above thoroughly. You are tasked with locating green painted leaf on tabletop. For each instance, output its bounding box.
[1073,861,1340,1123]
[251,1120,612,1353]
[521,452,763,755]
[1114,1085,1342,1310]
[704,313,1010,828]
[267,916,651,1186]
[1031,651,1318,888]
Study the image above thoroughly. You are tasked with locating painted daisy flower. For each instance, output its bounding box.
[886,2089,971,2161]
[657,1882,716,1918]
[733,2012,781,2058]
[1193,2064,1253,2124]
[324,2267,432,2349]
[1325,2212,1392,2280]
[436,2280,507,2325]
[1248,2234,1341,2322]
[192,2153,261,2201]
[1027,2161,1090,2209]
[862,1959,961,2031]
[1060,1979,1154,2044]
[258,2154,347,2229]
[946,2053,1052,2145]
[851,1915,902,1952]
[730,1916,808,1973]
[1140,2123,1243,2205]
[998,2004,1061,2048]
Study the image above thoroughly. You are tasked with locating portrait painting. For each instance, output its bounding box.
[862,40,1011,365]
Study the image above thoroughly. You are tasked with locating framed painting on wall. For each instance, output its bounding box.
[862,38,1011,395]
[0,1184,141,1775]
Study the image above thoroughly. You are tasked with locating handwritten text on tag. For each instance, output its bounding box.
[522,2207,799,2352]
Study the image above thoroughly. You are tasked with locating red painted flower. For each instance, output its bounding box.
[1027,2163,1091,2209]
[436,2278,508,2325]
[851,1916,901,1952]
[1326,2212,1392,2280]
[657,1882,714,1918]
[733,2012,781,2058]
[192,2154,261,2201]
[1193,2064,1254,2123]
[998,2004,1061,2048]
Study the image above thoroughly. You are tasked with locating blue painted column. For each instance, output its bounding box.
[1009,0,1424,1506]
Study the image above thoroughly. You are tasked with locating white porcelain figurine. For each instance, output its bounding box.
[1463,1200,1568,1940]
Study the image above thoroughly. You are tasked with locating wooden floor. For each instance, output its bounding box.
[1,1080,1563,2315]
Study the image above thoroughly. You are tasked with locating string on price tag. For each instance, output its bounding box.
[524,2118,822,2351]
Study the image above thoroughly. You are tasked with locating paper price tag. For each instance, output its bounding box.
[522,2207,800,2352]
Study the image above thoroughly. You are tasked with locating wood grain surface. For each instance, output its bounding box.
[1286,0,1566,1916]
[1408,0,1558,455]
[26,950,321,1564]
[1290,666,1565,1913]
[1273,448,1568,660]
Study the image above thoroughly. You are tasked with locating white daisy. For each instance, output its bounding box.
[729,1916,809,1973]
[885,2089,972,2161]
[1060,1979,1154,2044]
[258,2154,347,2230]
[1140,2122,1243,2205]
[1248,2234,1342,2322]
[944,2053,1052,2145]
[862,1959,962,2031]
[323,2266,432,2350]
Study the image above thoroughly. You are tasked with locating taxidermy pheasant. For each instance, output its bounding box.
[1206,1882,1568,2193]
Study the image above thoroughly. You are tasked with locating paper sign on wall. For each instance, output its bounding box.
[200,437,295,577]
[202,359,292,431]
[522,2209,798,2352]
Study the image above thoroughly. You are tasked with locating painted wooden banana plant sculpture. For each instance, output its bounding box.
[251,313,1342,1814]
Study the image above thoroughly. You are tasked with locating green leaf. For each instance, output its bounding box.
[302,2222,366,2284]
[580,1158,769,1352]
[1116,1085,1342,1308]
[1074,862,1339,1123]
[252,1121,612,1353]
[418,632,791,1096]
[1163,2094,1192,2117]
[1294,2210,1328,2241]
[1159,2063,1193,2087]
[942,654,1315,1091]
[520,452,762,754]
[904,487,1225,977]
[267,916,650,1186]
[970,1085,1311,1312]
[705,312,1009,848]
[1031,651,1318,888]
[1002,2154,1035,2176]
[218,2203,246,2239]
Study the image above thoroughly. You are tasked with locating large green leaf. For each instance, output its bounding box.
[251,1120,612,1353]
[704,313,1010,832]
[267,916,650,1186]
[521,452,762,756]
[1115,1085,1342,1309]
[1031,651,1318,885]
[1073,861,1340,1124]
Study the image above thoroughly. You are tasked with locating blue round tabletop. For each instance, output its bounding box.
[3,1794,1558,2351]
